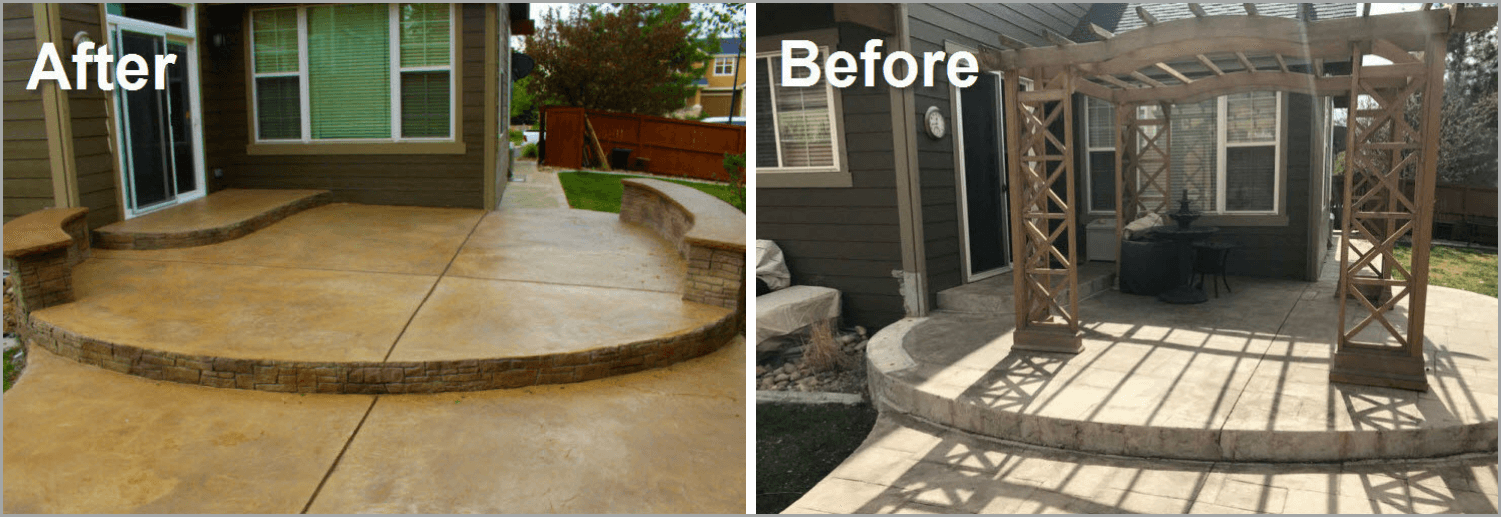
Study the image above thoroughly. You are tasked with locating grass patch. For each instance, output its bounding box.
[756,402,878,513]
[4,345,23,392]
[1393,244,1498,297]
[556,171,745,213]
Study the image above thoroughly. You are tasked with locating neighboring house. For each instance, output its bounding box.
[687,37,745,118]
[3,3,535,230]
[756,3,1350,329]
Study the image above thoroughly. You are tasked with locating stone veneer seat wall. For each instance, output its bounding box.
[92,191,331,250]
[617,178,745,311]
[17,309,739,394]
[3,208,91,314]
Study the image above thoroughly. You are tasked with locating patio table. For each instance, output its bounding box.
[1148,225,1219,304]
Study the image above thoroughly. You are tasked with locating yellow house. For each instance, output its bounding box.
[688,38,745,118]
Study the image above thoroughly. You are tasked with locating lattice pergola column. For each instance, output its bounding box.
[1330,36,1447,392]
[1112,101,1173,247]
[1004,68,1082,353]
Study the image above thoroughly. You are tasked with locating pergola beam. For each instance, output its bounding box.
[1196,54,1225,76]
[1045,29,1076,47]
[1129,70,1167,88]
[997,33,1029,50]
[1111,71,1350,104]
[1273,53,1290,73]
[1088,23,1114,41]
[1136,6,1159,26]
[1154,62,1193,84]
[1188,4,1208,18]
[1243,3,1258,16]
[981,9,1483,74]
[1235,52,1258,73]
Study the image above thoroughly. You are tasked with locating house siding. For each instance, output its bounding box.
[4,3,119,229]
[200,3,488,209]
[4,3,54,223]
[60,2,119,229]
[906,3,1091,300]
[757,20,907,329]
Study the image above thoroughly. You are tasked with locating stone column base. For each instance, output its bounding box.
[1012,326,1084,354]
[1329,346,1429,391]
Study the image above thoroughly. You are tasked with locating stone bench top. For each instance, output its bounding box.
[3,207,88,258]
[622,178,744,250]
[95,189,329,236]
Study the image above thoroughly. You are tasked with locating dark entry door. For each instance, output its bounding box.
[958,72,1010,279]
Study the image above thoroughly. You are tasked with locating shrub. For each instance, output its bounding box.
[521,143,539,159]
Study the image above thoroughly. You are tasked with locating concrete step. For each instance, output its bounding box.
[936,262,1117,314]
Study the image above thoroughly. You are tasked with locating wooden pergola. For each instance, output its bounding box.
[980,4,1496,391]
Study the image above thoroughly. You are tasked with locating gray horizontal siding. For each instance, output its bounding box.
[757,22,906,329]
[906,3,1091,301]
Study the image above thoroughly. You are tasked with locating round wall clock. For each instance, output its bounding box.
[924,106,947,139]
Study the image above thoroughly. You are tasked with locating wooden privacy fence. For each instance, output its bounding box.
[1333,175,1498,245]
[540,106,746,181]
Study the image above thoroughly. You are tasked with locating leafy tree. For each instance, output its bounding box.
[1435,18,1498,186]
[524,4,729,116]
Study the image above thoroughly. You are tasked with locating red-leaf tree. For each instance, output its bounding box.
[524,4,721,116]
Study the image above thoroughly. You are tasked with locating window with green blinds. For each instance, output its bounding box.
[400,3,450,67]
[252,9,297,74]
[308,4,391,139]
[249,4,454,142]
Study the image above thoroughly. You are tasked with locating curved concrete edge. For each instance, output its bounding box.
[16,307,739,394]
[3,208,91,312]
[92,191,331,250]
[756,390,865,405]
[864,315,1499,462]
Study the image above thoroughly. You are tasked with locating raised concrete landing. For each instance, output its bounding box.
[4,333,745,513]
[94,189,330,249]
[785,412,1497,514]
[936,263,1116,314]
[868,262,1497,461]
[24,204,735,393]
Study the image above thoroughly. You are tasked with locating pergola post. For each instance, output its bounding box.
[1005,67,1083,353]
[1329,35,1447,392]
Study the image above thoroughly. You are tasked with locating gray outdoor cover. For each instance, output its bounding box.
[756,285,840,345]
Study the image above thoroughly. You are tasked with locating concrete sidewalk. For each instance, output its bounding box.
[3,335,746,513]
[500,160,569,210]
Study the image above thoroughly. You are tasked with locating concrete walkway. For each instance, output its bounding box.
[499,160,569,210]
[4,336,745,513]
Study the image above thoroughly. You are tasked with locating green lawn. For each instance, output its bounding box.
[1393,244,1498,297]
[556,171,744,213]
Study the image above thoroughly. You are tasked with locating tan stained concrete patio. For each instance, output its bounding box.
[25,202,734,391]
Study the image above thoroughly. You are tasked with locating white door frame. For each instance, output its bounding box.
[107,7,206,219]
[951,68,1012,283]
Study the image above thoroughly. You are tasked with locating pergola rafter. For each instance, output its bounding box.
[982,5,1497,390]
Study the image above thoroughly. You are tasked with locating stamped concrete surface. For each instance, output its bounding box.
[447,208,685,293]
[4,337,746,513]
[785,412,1498,514]
[869,255,1498,461]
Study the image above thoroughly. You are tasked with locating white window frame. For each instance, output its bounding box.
[1082,92,1283,217]
[1214,92,1282,215]
[1082,96,1117,215]
[712,56,735,76]
[757,48,843,174]
[248,3,458,144]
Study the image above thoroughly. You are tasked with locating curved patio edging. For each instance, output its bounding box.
[17,308,738,394]
[866,316,1499,462]
[92,190,331,250]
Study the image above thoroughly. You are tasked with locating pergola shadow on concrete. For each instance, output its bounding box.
[979,4,1497,391]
